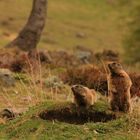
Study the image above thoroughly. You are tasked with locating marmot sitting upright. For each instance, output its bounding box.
[71,85,97,108]
[108,62,132,113]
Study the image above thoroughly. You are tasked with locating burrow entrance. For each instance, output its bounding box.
[39,104,116,124]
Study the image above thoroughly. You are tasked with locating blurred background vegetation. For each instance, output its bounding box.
[0,0,139,66]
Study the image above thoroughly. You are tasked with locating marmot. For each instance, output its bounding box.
[108,62,132,113]
[71,85,97,108]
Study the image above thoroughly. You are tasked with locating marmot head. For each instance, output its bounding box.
[71,85,86,97]
[108,62,123,75]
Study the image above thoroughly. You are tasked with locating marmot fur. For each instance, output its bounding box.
[108,62,132,113]
[71,85,97,108]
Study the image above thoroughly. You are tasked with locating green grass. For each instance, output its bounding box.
[0,0,133,52]
[0,100,139,140]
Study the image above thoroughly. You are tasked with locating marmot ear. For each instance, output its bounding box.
[108,63,112,69]
[71,86,75,92]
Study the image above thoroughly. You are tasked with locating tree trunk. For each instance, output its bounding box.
[5,0,47,51]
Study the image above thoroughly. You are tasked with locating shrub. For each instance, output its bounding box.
[61,64,140,97]
[130,73,140,97]
[61,65,108,95]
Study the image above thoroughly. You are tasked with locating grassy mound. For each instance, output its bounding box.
[0,100,139,140]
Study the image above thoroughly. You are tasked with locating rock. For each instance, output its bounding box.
[22,96,32,102]
[38,51,52,63]
[1,20,10,26]
[0,109,15,119]
[0,68,15,86]
[10,59,25,72]
[0,108,25,120]
[2,32,10,37]
[93,130,98,134]
[28,50,52,64]
[75,45,94,64]
[76,32,86,38]
[95,49,119,62]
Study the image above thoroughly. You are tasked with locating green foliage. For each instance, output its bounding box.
[44,75,63,88]
[14,73,30,83]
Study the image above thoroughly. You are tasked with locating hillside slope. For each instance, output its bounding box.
[0,0,131,52]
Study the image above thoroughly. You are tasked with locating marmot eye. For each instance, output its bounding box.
[112,62,116,65]
[117,63,121,67]
[113,63,120,67]
[76,85,81,88]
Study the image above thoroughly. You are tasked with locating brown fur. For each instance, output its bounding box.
[71,85,97,108]
[108,62,132,113]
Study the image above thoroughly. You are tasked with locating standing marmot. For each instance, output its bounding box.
[108,62,132,113]
[71,85,97,108]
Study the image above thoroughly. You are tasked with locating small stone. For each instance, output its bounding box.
[93,130,98,134]
[0,108,15,119]
[22,96,32,102]
[0,108,26,120]
[76,32,86,38]
[0,68,15,86]
[75,45,93,64]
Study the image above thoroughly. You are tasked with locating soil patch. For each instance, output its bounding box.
[39,104,116,124]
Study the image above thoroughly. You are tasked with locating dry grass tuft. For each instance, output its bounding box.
[130,73,140,97]
[61,64,140,97]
